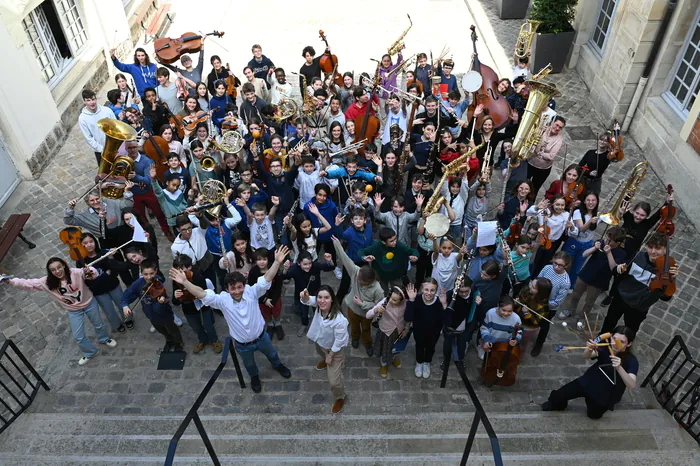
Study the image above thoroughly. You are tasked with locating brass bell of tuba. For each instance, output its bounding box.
[599,162,648,225]
[101,155,135,199]
[96,118,137,175]
[510,81,561,162]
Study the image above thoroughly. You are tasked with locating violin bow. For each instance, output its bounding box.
[129,280,157,314]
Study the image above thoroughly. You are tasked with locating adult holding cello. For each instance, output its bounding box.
[161,35,206,97]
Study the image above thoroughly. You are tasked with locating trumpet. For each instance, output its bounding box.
[378,85,422,105]
[388,14,413,56]
[514,20,541,58]
[531,63,552,81]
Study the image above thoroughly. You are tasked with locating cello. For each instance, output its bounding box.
[481,323,521,387]
[318,30,343,87]
[467,25,512,131]
[354,64,382,155]
[143,135,170,181]
[154,31,224,65]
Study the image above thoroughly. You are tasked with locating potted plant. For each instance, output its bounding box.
[496,0,530,20]
[529,0,578,74]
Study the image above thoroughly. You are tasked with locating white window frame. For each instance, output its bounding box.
[663,9,700,119]
[589,0,619,56]
[23,0,89,88]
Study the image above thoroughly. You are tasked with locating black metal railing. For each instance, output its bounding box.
[642,335,699,443]
[0,339,50,435]
[164,336,245,466]
[441,358,504,466]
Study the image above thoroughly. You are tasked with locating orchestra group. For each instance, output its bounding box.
[1,19,680,418]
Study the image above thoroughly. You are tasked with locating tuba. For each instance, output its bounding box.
[96,118,137,199]
[424,142,484,237]
[388,14,413,56]
[599,162,648,225]
[510,81,561,162]
[514,20,541,58]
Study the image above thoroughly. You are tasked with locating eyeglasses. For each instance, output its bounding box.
[179,226,193,232]
[553,262,567,268]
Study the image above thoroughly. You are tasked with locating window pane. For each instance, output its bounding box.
[23,10,58,83]
[56,0,88,53]
[590,0,617,52]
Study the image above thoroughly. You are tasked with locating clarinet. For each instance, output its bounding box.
[372,294,391,328]
[277,199,299,241]
[218,222,231,273]
[499,158,512,207]
[446,250,473,312]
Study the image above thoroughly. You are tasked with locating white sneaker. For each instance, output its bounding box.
[477,346,485,360]
[150,325,156,333]
[78,351,98,366]
[102,339,117,348]
[174,315,183,326]
[422,362,431,379]
[557,309,572,319]
[414,362,423,378]
[334,267,342,280]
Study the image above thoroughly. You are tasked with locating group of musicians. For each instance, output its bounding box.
[0,19,681,418]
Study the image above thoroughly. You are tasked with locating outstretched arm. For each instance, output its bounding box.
[169,269,206,299]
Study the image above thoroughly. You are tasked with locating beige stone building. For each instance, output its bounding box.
[571,0,700,226]
[0,0,166,207]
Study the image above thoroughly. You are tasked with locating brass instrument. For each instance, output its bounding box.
[385,54,416,79]
[210,130,244,154]
[329,139,368,158]
[388,14,413,56]
[599,162,648,225]
[289,138,308,155]
[510,81,561,162]
[96,119,137,199]
[272,98,299,123]
[200,155,218,172]
[514,20,541,58]
[424,142,484,237]
[389,124,404,151]
[480,146,492,182]
[295,73,317,117]
[378,85,422,105]
[531,63,552,81]
[201,179,227,217]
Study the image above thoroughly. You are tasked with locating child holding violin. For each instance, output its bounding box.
[544,164,586,209]
[601,232,678,334]
[528,195,575,277]
[121,260,184,352]
[561,192,600,288]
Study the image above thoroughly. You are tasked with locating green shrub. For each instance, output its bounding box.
[530,0,578,34]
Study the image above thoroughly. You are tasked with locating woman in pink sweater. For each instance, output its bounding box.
[2,257,117,365]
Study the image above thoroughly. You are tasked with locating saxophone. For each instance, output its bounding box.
[300,74,316,118]
[388,14,413,56]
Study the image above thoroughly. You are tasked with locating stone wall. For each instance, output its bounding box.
[687,117,700,155]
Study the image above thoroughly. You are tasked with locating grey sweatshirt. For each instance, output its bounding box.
[333,240,384,317]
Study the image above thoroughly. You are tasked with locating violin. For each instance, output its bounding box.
[607,119,624,162]
[225,63,238,99]
[175,271,196,302]
[506,221,523,247]
[467,25,512,130]
[657,184,676,236]
[183,109,213,132]
[318,30,343,87]
[175,75,188,101]
[649,250,677,297]
[59,227,88,263]
[481,324,521,387]
[154,31,224,64]
[537,211,552,250]
[169,113,186,139]
[564,179,585,208]
[146,279,168,300]
[143,135,170,180]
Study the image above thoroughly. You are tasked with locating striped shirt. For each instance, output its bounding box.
[538,265,570,310]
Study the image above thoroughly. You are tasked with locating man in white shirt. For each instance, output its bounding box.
[170,246,292,393]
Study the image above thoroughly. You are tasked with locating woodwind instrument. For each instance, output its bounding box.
[499,157,511,206]
[446,249,474,312]
[388,14,413,56]
[372,294,391,328]
[277,199,299,241]
[218,221,230,272]
[395,99,419,196]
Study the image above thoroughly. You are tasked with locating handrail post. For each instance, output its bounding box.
[7,341,50,391]
[193,412,221,466]
[227,337,246,388]
[460,411,480,466]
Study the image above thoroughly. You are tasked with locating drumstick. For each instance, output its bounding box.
[593,313,599,336]
[555,343,609,352]
[584,312,593,340]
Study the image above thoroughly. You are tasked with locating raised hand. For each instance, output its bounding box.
[335,214,345,226]
[271,196,280,206]
[406,283,417,301]
[169,268,188,285]
[274,245,290,263]
[362,255,376,263]
[308,202,319,215]
[416,193,425,207]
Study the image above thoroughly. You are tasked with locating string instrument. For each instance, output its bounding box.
[225,63,238,99]
[221,113,239,131]
[354,64,382,155]
[59,227,88,264]
[467,25,512,130]
[607,119,624,162]
[176,271,196,301]
[657,184,676,236]
[564,178,585,209]
[143,135,170,180]
[168,113,186,139]
[183,109,215,132]
[481,324,521,387]
[506,221,523,247]
[318,30,343,86]
[175,75,189,101]
[129,278,168,314]
[538,210,552,250]
[154,31,224,64]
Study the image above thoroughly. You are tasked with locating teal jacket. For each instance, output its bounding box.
[153,181,188,226]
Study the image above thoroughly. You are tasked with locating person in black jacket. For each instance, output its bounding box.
[578,134,611,195]
[171,254,222,354]
[254,151,300,238]
[441,276,473,371]
[80,233,131,332]
[248,248,285,339]
[248,44,275,87]
[405,278,448,380]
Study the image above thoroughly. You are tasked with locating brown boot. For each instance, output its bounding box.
[193,343,205,354]
[331,398,345,414]
[212,341,223,353]
[315,360,327,370]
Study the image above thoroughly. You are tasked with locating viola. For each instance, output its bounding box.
[154,31,224,65]
[59,227,88,263]
[564,180,584,208]
[649,253,677,297]
[481,324,521,387]
[183,109,214,132]
[143,135,170,181]
[225,63,238,99]
[467,25,512,130]
[506,222,523,247]
[657,184,676,236]
[318,30,343,87]
[607,119,624,162]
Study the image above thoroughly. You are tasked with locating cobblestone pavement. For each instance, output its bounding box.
[0,0,697,418]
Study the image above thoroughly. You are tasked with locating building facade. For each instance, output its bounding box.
[0,0,161,207]
[571,0,700,228]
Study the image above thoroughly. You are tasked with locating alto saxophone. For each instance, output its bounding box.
[388,14,413,56]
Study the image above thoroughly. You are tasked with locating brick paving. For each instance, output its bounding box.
[0,0,697,419]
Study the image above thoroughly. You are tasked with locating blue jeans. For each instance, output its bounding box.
[293,300,311,326]
[185,309,219,344]
[563,237,593,288]
[68,299,110,358]
[93,285,125,331]
[234,331,283,378]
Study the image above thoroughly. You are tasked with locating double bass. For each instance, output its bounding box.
[467,26,512,130]
[481,323,521,387]
[154,31,224,64]
[354,64,382,155]
[318,30,343,87]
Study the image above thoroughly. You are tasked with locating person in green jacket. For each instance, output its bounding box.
[150,164,192,231]
[359,226,419,291]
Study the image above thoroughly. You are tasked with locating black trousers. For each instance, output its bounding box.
[548,378,608,419]
[527,164,552,198]
[414,329,440,363]
[533,310,553,348]
[443,331,468,363]
[152,320,184,347]
[415,248,433,285]
[601,293,647,334]
[94,151,102,166]
[531,236,564,278]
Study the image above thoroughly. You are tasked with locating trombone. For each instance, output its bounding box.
[329,139,368,158]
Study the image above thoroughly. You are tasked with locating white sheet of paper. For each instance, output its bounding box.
[476,221,498,247]
[128,215,148,243]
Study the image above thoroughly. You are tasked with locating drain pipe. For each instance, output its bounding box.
[621,0,678,132]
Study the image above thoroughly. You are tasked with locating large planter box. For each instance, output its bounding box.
[495,0,530,20]
[530,30,576,74]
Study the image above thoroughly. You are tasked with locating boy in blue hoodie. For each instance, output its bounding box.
[337,207,374,302]
[303,183,340,277]
[110,47,157,98]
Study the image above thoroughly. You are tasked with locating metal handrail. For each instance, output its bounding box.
[641,335,700,443]
[0,339,50,435]
[440,358,504,466]
[163,337,245,466]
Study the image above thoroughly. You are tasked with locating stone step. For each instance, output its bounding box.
[0,410,696,465]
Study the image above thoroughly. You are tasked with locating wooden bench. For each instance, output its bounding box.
[0,214,36,264]
[146,2,172,38]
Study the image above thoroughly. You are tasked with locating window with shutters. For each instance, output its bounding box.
[23,0,89,86]
[590,0,618,55]
[665,11,700,118]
